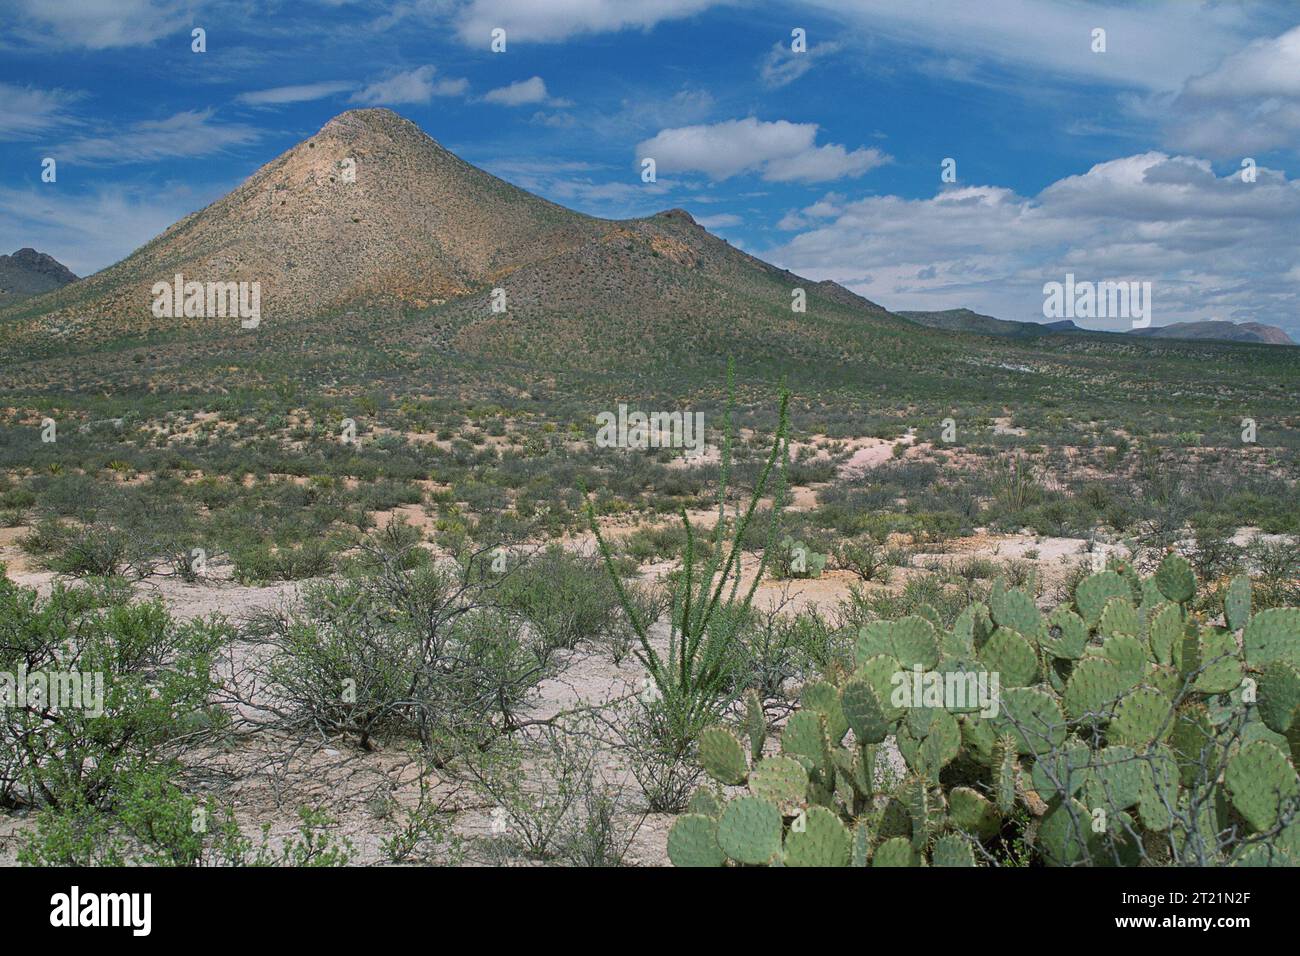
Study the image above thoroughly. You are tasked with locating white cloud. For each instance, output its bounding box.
[636,118,889,182]
[452,0,724,44]
[695,213,741,229]
[0,181,220,276]
[0,83,82,136]
[236,81,354,106]
[1162,25,1300,156]
[767,152,1300,335]
[1183,25,1300,99]
[7,0,195,50]
[760,39,841,89]
[805,0,1257,92]
[351,66,468,106]
[56,110,260,165]
[483,76,568,107]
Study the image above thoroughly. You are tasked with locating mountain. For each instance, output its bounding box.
[1128,320,1295,346]
[1,109,611,338]
[900,307,1294,347]
[0,108,906,371]
[898,308,1082,337]
[0,248,77,305]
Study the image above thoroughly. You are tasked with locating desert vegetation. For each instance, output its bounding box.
[0,354,1297,868]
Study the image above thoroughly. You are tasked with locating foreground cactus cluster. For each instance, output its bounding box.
[668,554,1300,866]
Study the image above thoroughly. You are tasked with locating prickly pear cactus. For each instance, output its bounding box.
[668,554,1300,867]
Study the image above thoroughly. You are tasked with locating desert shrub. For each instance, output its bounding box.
[231,538,335,583]
[498,545,625,656]
[18,789,351,867]
[18,515,72,556]
[0,575,226,810]
[835,537,892,584]
[466,720,636,863]
[43,523,129,576]
[666,556,1300,868]
[255,544,546,758]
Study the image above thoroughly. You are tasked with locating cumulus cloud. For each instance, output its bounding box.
[767,152,1300,335]
[483,76,569,107]
[636,118,889,182]
[351,66,468,106]
[1163,25,1300,157]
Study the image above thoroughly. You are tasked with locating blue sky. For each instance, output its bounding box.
[3,0,1300,334]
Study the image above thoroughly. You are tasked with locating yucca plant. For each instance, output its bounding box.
[588,362,791,745]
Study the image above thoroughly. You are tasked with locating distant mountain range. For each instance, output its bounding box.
[898,308,1083,338]
[0,248,77,306]
[899,308,1294,346]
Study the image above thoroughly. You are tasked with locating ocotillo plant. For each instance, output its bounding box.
[588,362,791,743]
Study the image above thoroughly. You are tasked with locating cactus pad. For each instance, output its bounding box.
[1109,687,1175,746]
[667,814,726,867]
[872,836,919,867]
[979,626,1039,687]
[990,582,1041,637]
[949,786,1002,838]
[1098,597,1141,639]
[897,706,962,777]
[1041,606,1088,660]
[989,687,1067,754]
[840,677,891,744]
[1063,657,1127,722]
[1147,602,1183,666]
[716,796,783,865]
[1193,629,1243,695]
[782,806,851,867]
[800,680,848,743]
[1075,571,1132,627]
[931,833,976,867]
[699,726,749,785]
[1224,740,1298,832]
[1153,552,1196,604]
[1225,575,1252,632]
[1244,608,1300,669]
[1258,661,1300,734]
[747,755,810,809]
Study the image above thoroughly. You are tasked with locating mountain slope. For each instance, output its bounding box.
[0,248,77,306]
[1,109,610,338]
[1128,320,1295,346]
[898,308,1081,337]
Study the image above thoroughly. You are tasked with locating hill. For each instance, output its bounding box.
[897,308,1081,337]
[1128,320,1294,346]
[0,248,77,306]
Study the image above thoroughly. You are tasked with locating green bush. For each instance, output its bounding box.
[0,574,225,811]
